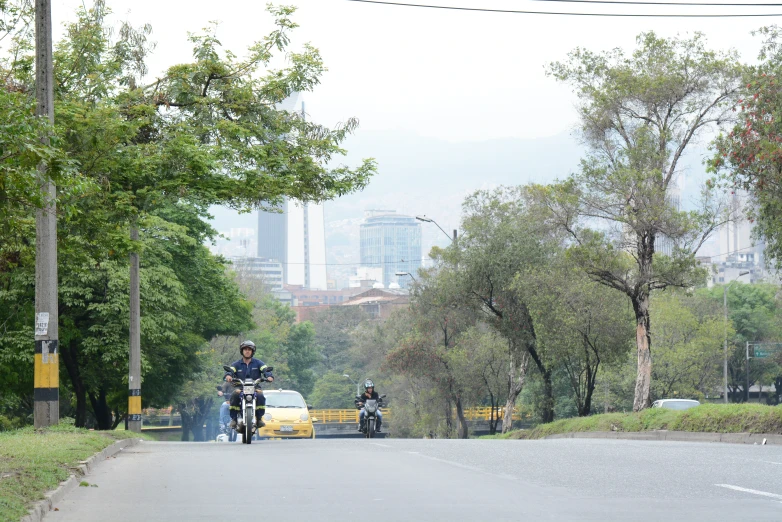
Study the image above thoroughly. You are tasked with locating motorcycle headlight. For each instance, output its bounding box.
[243,386,255,395]
[300,413,309,421]
[263,413,272,421]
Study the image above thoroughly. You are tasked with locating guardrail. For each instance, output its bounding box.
[309,407,523,423]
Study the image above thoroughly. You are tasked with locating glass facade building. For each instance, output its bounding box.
[360,212,421,288]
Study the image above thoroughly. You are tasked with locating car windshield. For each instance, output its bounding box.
[265,392,306,409]
[660,400,699,410]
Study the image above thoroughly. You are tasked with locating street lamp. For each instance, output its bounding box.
[343,374,360,397]
[395,271,417,283]
[416,215,455,243]
[724,270,750,403]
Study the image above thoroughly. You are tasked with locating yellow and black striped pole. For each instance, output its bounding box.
[127,229,142,432]
[34,338,58,425]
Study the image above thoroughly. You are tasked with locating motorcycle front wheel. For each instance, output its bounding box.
[245,406,253,444]
[367,417,375,438]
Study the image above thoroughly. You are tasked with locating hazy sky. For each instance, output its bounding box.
[51,0,769,143]
[45,0,767,269]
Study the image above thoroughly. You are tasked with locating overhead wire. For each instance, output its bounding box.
[345,0,782,17]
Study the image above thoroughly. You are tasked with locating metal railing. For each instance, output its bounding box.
[309,407,522,423]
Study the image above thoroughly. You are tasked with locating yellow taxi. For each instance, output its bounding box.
[257,389,316,439]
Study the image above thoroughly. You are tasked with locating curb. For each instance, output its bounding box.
[544,430,782,445]
[21,437,143,522]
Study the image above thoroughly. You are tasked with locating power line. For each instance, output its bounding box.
[520,0,782,7]
[346,0,782,16]
[706,245,758,259]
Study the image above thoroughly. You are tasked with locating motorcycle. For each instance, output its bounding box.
[356,394,386,438]
[223,364,273,444]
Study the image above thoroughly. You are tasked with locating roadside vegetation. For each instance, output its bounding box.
[482,404,782,440]
[0,423,150,521]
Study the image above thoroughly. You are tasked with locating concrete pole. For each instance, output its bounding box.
[34,0,59,428]
[723,285,729,404]
[128,225,142,432]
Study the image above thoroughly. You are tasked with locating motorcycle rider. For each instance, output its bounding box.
[225,340,274,430]
[355,379,382,433]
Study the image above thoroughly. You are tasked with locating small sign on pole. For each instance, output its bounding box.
[35,312,50,336]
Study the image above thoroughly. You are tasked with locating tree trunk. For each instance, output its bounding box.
[444,397,453,438]
[190,398,213,442]
[89,388,113,430]
[111,411,126,430]
[527,345,553,422]
[455,396,469,439]
[60,339,87,427]
[632,294,653,411]
[179,407,193,441]
[502,347,529,433]
[488,392,498,435]
[579,355,599,417]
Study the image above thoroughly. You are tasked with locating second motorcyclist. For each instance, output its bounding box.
[355,379,382,433]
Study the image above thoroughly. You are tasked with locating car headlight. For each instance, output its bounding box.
[263,413,272,421]
[300,413,309,421]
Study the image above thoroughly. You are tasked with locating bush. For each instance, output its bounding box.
[506,403,782,439]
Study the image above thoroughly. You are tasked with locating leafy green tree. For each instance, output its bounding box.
[713,28,782,267]
[309,306,369,372]
[521,260,634,416]
[448,326,510,434]
[649,291,725,400]
[700,283,782,402]
[541,32,742,410]
[309,371,357,409]
[456,187,556,425]
[386,267,477,438]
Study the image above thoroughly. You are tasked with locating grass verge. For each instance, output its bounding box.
[0,424,151,521]
[498,404,782,440]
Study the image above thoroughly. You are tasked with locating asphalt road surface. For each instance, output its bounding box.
[46,438,782,521]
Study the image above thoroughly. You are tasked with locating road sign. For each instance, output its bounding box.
[753,349,771,358]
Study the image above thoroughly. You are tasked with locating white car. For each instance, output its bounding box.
[651,399,700,411]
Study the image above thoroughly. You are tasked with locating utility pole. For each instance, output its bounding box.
[128,225,142,432]
[745,341,750,404]
[34,0,58,428]
[723,286,729,404]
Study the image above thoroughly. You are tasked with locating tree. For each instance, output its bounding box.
[700,283,782,401]
[649,291,725,400]
[309,306,369,373]
[386,266,477,438]
[0,1,375,428]
[521,260,634,416]
[448,326,510,434]
[713,27,782,267]
[543,32,742,410]
[309,371,357,409]
[456,187,555,425]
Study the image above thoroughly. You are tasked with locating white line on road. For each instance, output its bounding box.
[716,484,782,501]
[370,443,391,448]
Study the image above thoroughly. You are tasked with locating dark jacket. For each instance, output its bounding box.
[225,358,273,382]
[355,390,380,407]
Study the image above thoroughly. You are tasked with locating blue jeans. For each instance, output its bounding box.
[359,409,382,430]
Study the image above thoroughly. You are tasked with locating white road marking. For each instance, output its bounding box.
[716,484,782,501]
[370,443,391,448]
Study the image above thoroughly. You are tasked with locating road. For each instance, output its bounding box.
[47,438,782,521]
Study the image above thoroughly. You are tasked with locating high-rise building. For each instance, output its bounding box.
[360,210,421,288]
[256,201,328,290]
[255,93,328,291]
